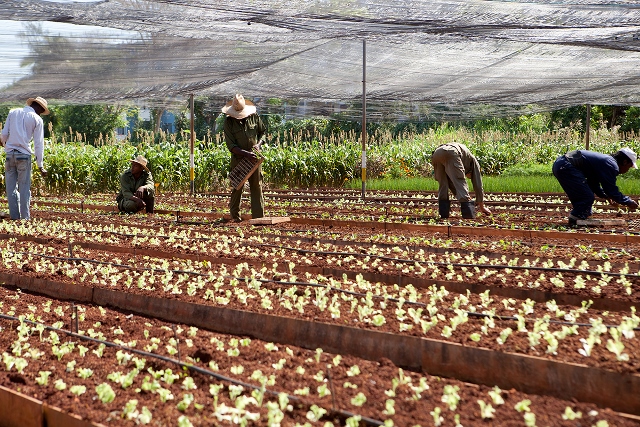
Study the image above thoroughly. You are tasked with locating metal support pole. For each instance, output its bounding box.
[585,103,591,150]
[361,39,367,200]
[190,94,195,195]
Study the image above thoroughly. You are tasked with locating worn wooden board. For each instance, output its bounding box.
[576,218,626,226]
[0,385,42,427]
[248,216,290,225]
[44,404,107,427]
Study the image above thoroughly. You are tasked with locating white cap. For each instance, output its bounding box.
[620,147,638,169]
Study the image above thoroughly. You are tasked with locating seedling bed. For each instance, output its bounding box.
[3,287,637,426]
[2,218,640,309]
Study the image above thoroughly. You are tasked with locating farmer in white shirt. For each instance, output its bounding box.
[0,97,49,219]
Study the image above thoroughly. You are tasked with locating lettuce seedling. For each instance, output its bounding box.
[182,377,197,390]
[35,371,51,386]
[442,385,460,410]
[96,383,116,403]
[306,405,327,422]
[514,399,531,412]
[350,392,367,407]
[488,386,505,405]
[76,368,93,379]
[430,407,443,426]
[562,407,582,420]
[156,388,174,403]
[477,400,495,419]
[70,385,87,396]
[176,393,194,412]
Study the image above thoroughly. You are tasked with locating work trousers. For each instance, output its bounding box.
[431,145,471,202]
[552,155,594,219]
[118,192,155,214]
[229,167,264,221]
[5,151,32,220]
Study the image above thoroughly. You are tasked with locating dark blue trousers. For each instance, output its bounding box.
[552,155,594,219]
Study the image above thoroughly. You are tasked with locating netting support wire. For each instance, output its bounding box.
[361,39,367,201]
[190,93,196,196]
[585,104,591,150]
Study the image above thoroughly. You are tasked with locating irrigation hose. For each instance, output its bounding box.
[3,249,638,331]
[17,214,640,260]
[6,226,637,278]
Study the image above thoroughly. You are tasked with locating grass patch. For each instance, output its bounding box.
[348,176,563,193]
[348,162,640,196]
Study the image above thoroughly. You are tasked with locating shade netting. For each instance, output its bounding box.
[1,0,640,120]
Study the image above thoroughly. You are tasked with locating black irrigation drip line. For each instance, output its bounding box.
[17,226,640,277]
[208,227,640,260]
[33,202,640,235]
[231,227,639,255]
[0,312,384,426]
[249,242,640,278]
[5,249,638,331]
[26,215,640,261]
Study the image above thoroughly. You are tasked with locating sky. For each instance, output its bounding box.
[0,18,136,91]
[0,20,36,88]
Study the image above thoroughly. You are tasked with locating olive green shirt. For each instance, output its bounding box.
[224,113,266,169]
[116,169,155,203]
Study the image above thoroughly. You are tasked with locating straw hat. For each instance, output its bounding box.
[26,97,50,115]
[620,147,638,169]
[130,155,149,171]
[221,94,257,119]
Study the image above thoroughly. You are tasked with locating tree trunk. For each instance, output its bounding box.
[154,108,164,133]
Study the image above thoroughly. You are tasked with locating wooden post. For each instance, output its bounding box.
[361,39,367,200]
[190,94,195,195]
[585,103,591,150]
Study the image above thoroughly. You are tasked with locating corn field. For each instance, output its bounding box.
[2,126,639,194]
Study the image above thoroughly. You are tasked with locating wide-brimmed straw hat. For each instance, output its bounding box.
[620,147,638,169]
[130,155,149,171]
[221,94,257,119]
[26,96,50,115]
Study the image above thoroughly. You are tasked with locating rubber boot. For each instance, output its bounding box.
[460,201,476,219]
[144,197,155,214]
[438,200,450,218]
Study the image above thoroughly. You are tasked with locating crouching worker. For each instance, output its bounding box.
[431,142,492,219]
[552,147,638,226]
[116,155,155,214]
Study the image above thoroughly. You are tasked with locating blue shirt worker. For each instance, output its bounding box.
[552,148,638,226]
[222,94,266,222]
[0,97,49,220]
[116,155,155,213]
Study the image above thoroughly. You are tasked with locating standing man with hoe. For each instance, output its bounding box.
[0,97,49,220]
[222,94,266,222]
